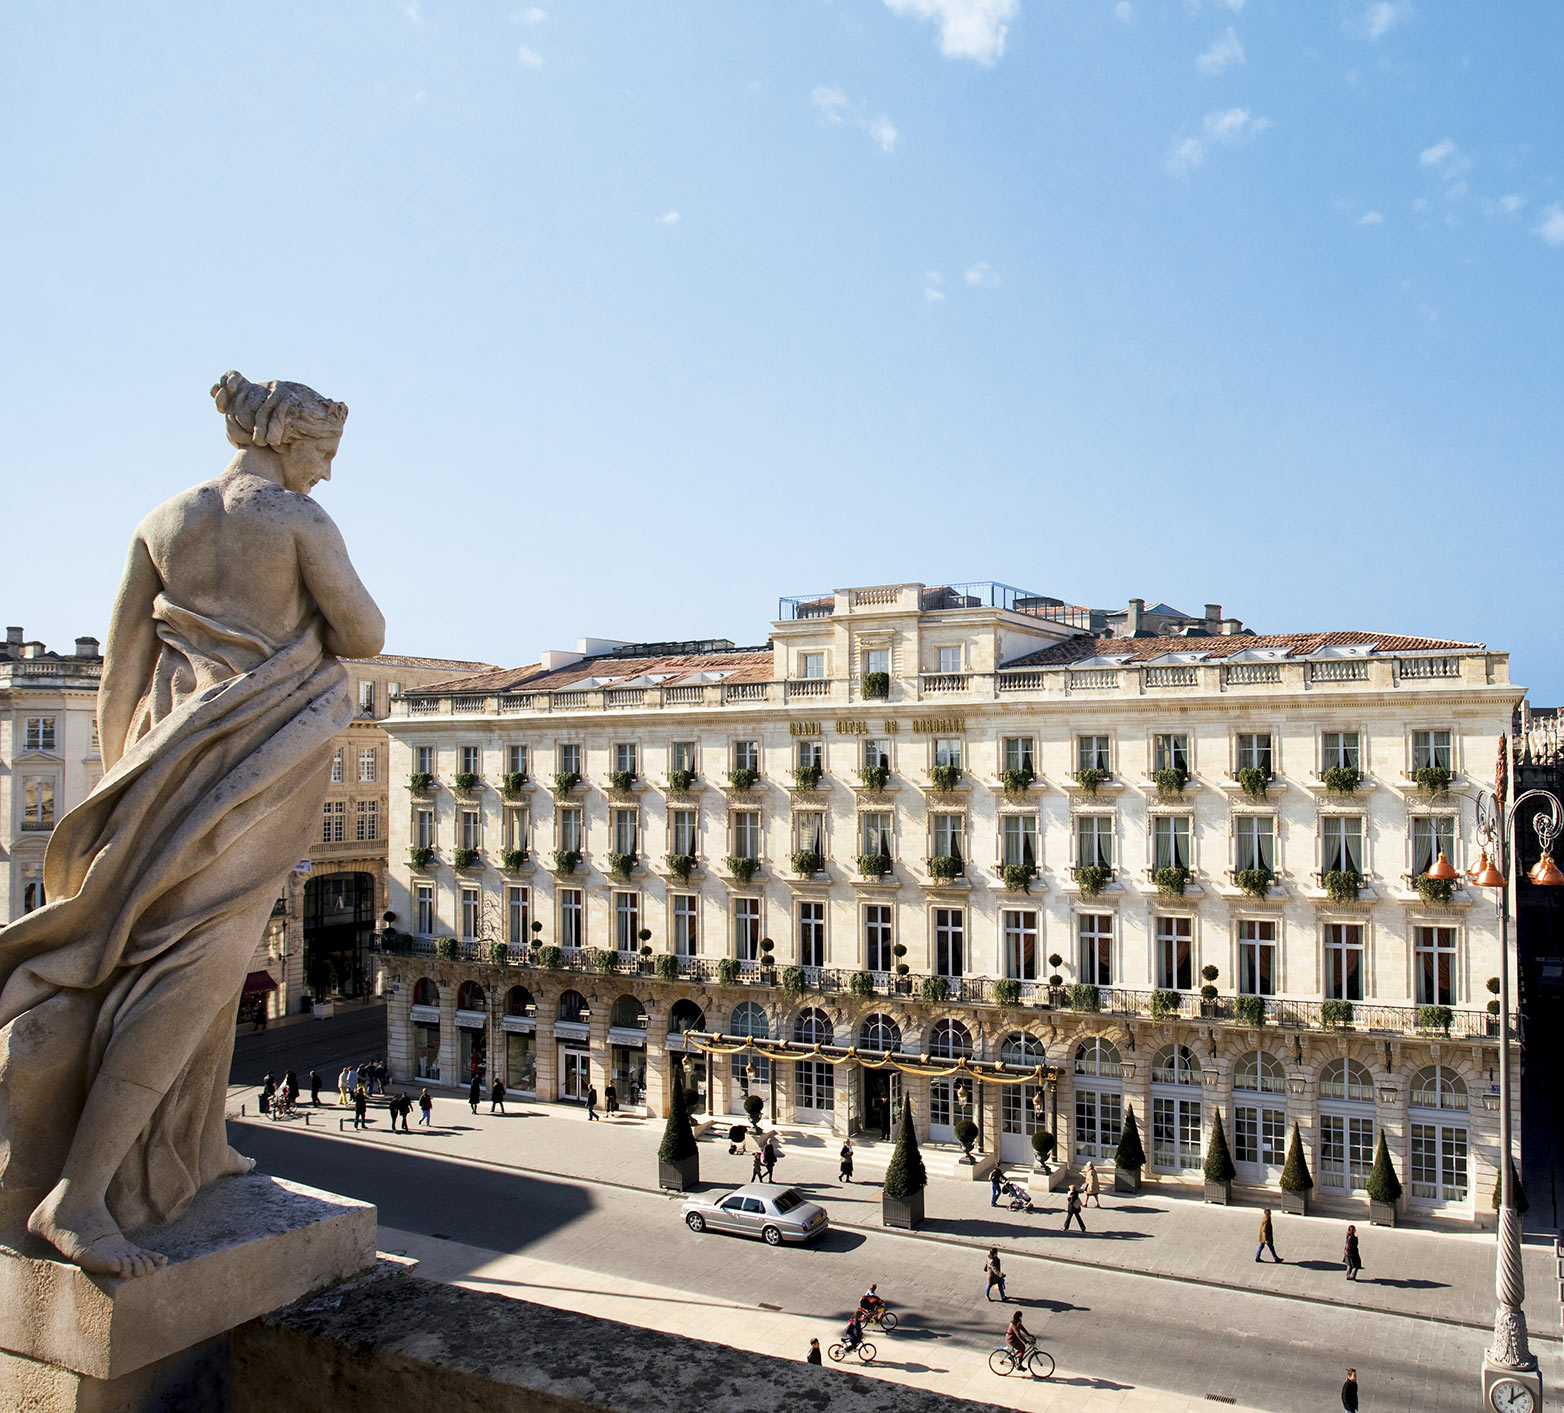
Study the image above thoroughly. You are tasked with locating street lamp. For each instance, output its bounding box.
[1472,780,1563,1413]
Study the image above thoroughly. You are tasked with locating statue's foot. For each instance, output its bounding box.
[27,1184,167,1279]
[217,1145,257,1177]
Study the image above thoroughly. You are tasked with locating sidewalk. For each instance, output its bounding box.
[230,1086,1562,1336]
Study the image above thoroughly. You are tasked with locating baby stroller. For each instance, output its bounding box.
[727,1124,749,1154]
[1000,1178,1035,1213]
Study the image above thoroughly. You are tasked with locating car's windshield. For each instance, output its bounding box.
[772,1189,804,1212]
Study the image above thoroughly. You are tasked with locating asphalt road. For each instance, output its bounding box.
[229,1003,388,1089]
[232,1119,1542,1413]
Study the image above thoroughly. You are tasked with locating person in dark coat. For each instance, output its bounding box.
[605,1083,618,1115]
[806,1338,822,1365]
[879,1096,891,1140]
[985,1246,1007,1301]
[1255,1208,1282,1263]
[283,1070,299,1101]
[762,1137,779,1182]
[1063,1184,1086,1232]
[751,1148,765,1182]
[491,1079,506,1114]
[990,1165,1005,1208]
[309,1070,322,1106]
[418,1088,433,1126]
[1341,1368,1359,1411]
[259,1070,276,1115]
[1343,1225,1362,1281]
[352,1086,368,1129]
[586,1085,600,1121]
[468,1076,482,1114]
[839,1140,854,1184]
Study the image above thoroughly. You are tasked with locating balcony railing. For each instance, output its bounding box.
[725,682,769,703]
[921,673,970,694]
[1225,663,1281,685]
[1069,669,1119,690]
[453,695,485,712]
[605,689,645,707]
[1398,657,1460,679]
[665,685,706,704]
[498,694,535,712]
[1144,666,1198,688]
[997,671,1045,692]
[1311,660,1368,683]
[554,691,592,708]
[408,697,440,715]
[787,678,830,697]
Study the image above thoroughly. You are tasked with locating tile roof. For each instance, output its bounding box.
[1002,630,1484,669]
[403,648,774,697]
[354,653,499,671]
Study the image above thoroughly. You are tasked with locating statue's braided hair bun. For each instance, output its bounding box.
[211,370,347,451]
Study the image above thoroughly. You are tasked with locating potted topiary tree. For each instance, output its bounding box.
[1114,1104,1145,1193]
[1031,1128,1057,1175]
[1047,954,1066,1005]
[1365,1132,1401,1225]
[658,1064,700,1190]
[1280,1122,1313,1215]
[954,1117,979,1164]
[1203,1110,1236,1204]
[1199,963,1221,1017]
[1486,976,1501,1037]
[743,1092,764,1130]
[882,1097,926,1228]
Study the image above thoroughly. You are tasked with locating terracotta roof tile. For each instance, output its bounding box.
[404,649,775,697]
[1002,630,1483,669]
[351,653,498,671]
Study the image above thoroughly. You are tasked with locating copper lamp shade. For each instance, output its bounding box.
[1426,851,1458,882]
[1529,852,1564,888]
[1472,851,1506,889]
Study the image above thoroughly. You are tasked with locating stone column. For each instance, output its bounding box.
[535,1017,558,1102]
[437,981,458,1088]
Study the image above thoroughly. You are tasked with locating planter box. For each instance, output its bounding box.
[1203,1179,1232,1206]
[1369,1198,1397,1227]
[1279,1189,1309,1216]
[958,1150,977,1167]
[882,1190,925,1229]
[1044,1166,1072,1193]
[1114,1167,1142,1195]
[658,1155,700,1192]
[313,1002,335,1020]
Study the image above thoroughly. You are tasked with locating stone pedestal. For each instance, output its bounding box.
[0,1174,377,1412]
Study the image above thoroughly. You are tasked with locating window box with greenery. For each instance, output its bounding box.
[790,764,822,792]
[1416,764,1452,797]
[1234,994,1266,1028]
[1150,989,1182,1020]
[858,852,892,881]
[409,771,434,795]
[1366,1132,1401,1225]
[1203,1110,1236,1204]
[667,768,696,794]
[409,846,435,869]
[658,1062,700,1191]
[1417,1004,1454,1036]
[1322,764,1361,794]
[929,854,963,883]
[920,975,950,1004]
[781,965,806,997]
[1114,1104,1145,1193]
[1002,861,1036,895]
[850,970,875,999]
[654,952,680,982]
[1002,766,1035,799]
[881,1097,926,1229]
[1414,872,1455,905]
[665,853,696,882]
[551,770,581,798]
[726,855,760,883]
[857,763,890,793]
[716,957,740,987]
[500,848,528,871]
[994,977,1022,1009]
[929,764,962,793]
[536,945,563,970]
[591,947,617,975]
[608,769,637,793]
[453,847,481,871]
[1236,766,1272,801]
[553,848,581,878]
[606,850,637,880]
[1073,863,1112,897]
[1198,964,1221,1016]
[431,938,457,961]
[1323,869,1362,902]
[1236,866,1274,899]
[726,767,758,792]
[790,849,824,877]
[1320,999,1355,1030]
[1070,982,1101,1013]
[454,771,481,793]
[1154,765,1188,801]
[1153,865,1189,898]
[501,771,528,799]
[1279,1123,1313,1214]
[862,670,890,700]
[1075,767,1108,795]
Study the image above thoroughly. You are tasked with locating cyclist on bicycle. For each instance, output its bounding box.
[1006,1310,1033,1358]
[843,1311,864,1353]
[858,1284,885,1321]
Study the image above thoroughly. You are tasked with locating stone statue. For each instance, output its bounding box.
[0,372,384,1278]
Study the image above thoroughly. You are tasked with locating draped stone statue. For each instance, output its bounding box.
[0,372,384,1278]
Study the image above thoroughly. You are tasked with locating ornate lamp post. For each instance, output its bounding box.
[1471,780,1563,1413]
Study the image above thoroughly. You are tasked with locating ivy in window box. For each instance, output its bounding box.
[1234,995,1266,1027]
[1074,863,1112,897]
[409,771,434,794]
[790,849,823,877]
[716,957,740,986]
[1002,766,1035,799]
[608,769,637,793]
[858,764,890,793]
[781,965,806,997]
[929,854,963,883]
[1417,1003,1454,1036]
[1075,767,1107,795]
[1323,869,1362,902]
[862,671,890,700]
[501,771,527,798]
[500,848,528,871]
[849,971,875,998]
[409,846,435,869]
[1236,866,1273,898]
[790,764,822,791]
[453,847,480,870]
[1414,872,1455,905]
[551,770,581,798]
[668,768,696,793]
[929,764,962,793]
[994,977,1021,1008]
[655,952,680,982]
[1236,766,1271,801]
[1320,999,1355,1029]
[920,975,950,1004]
[1154,765,1188,800]
[1070,983,1101,1013]
[591,948,617,975]
[727,767,758,792]
[1416,764,1452,796]
[1322,764,1361,794]
[435,937,457,960]
[553,848,581,878]
[858,852,892,880]
[665,853,696,882]
[1153,865,1189,897]
[726,855,759,883]
[454,771,480,792]
[1149,989,1181,1019]
[606,850,637,880]
[1002,862,1035,894]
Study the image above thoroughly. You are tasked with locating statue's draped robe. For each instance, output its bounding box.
[0,593,348,1228]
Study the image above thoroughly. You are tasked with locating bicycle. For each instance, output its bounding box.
[828,1339,877,1364]
[988,1342,1054,1379]
[859,1305,898,1332]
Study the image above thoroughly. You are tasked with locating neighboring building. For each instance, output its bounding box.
[377,579,1517,1224]
[0,626,102,923]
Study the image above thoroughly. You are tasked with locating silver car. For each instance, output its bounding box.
[681,1183,830,1246]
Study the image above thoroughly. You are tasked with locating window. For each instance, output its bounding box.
[322,799,345,843]
[23,717,57,753]
[22,880,45,913]
[733,898,761,960]
[1076,815,1112,868]
[669,808,697,857]
[614,892,639,951]
[415,884,435,936]
[1409,1123,1468,1203]
[933,737,962,769]
[798,901,825,967]
[358,681,375,714]
[733,739,759,772]
[1414,926,1457,1005]
[1002,736,1034,773]
[1079,914,1112,985]
[1235,815,1275,872]
[1075,1088,1123,1162]
[671,741,696,775]
[461,745,480,776]
[461,887,480,940]
[612,808,638,856]
[929,1019,973,1059]
[1001,814,1038,867]
[934,908,964,976]
[865,648,890,677]
[1155,915,1193,990]
[1411,1065,1468,1111]
[1411,815,1455,876]
[505,807,528,851]
[507,886,529,946]
[1319,1058,1375,1103]
[671,894,697,955]
[1320,1113,1375,1193]
[937,646,962,674]
[796,738,823,770]
[859,1013,901,1051]
[559,743,582,776]
[614,742,637,776]
[1152,815,1191,871]
[560,889,583,948]
[1321,815,1363,875]
[1238,919,1277,995]
[415,745,433,776]
[1075,1037,1122,1077]
[731,810,760,859]
[460,809,480,850]
[1236,733,1272,774]
[1324,923,1364,1000]
[1152,1093,1203,1171]
[800,651,825,679]
[415,808,435,849]
[794,810,825,855]
[796,1057,835,1112]
[1412,729,1452,773]
[22,778,55,830]
[1235,1051,1285,1094]
[1152,1043,1201,1085]
[1322,731,1359,770]
[864,905,893,971]
[730,1003,770,1090]
[557,805,583,854]
[358,746,377,782]
[507,744,528,778]
[863,738,890,770]
[1153,733,1190,773]
[930,812,964,861]
[861,811,893,857]
[355,799,378,841]
[1002,910,1037,980]
[1077,735,1110,774]
[330,748,344,783]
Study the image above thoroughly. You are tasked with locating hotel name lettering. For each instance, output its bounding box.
[789,718,965,737]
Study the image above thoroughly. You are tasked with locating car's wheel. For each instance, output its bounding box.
[685,1212,706,1232]
[878,1310,898,1332]
[762,1225,783,1246]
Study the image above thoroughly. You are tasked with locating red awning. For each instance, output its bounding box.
[242,970,279,993]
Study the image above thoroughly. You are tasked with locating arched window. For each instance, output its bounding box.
[1319,1059,1374,1103]
[505,985,534,1017]
[412,978,439,1007]
[557,989,588,1023]
[1000,1032,1045,1068]
[457,981,486,1011]
[611,994,647,1029]
[794,1007,833,1044]
[670,999,705,1034]
[1074,1037,1121,1077]
[1234,1051,1285,1094]
[1151,1044,1201,1085]
[928,1019,973,1060]
[729,1002,770,1039]
[1411,1065,1468,1111]
[859,1014,902,1053]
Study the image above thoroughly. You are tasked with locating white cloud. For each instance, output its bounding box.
[1114,1,1132,21]
[884,0,1018,66]
[400,1,421,21]
[517,44,543,67]
[518,6,546,22]
[811,86,850,123]
[655,210,681,226]
[1497,193,1527,216]
[1165,136,1206,178]
[1357,210,1383,225]
[1204,107,1270,144]
[812,86,899,154]
[923,271,947,302]
[964,261,999,287]
[1221,0,1246,9]
[1418,138,1471,185]
[1358,1,1411,40]
[1535,204,1564,248]
[1196,26,1244,76]
[868,115,899,153]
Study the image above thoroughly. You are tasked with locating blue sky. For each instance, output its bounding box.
[3,2,1561,696]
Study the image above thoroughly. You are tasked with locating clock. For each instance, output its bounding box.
[1491,1378,1537,1413]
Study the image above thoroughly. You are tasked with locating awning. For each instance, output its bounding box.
[242,970,279,993]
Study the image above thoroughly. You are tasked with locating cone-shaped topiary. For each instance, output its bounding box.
[882,1097,927,1199]
[1114,1104,1145,1173]
[1491,1159,1530,1213]
[658,1063,699,1166]
[1280,1123,1314,1192]
[1203,1110,1237,1184]
[1365,1131,1402,1204]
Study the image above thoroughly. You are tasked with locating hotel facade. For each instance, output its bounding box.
[379,582,1522,1224]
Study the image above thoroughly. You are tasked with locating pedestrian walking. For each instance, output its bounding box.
[491,1079,506,1114]
[309,1070,322,1106]
[418,1088,433,1126]
[352,1086,368,1129]
[990,1165,1005,1208]
[1082,1161,1102,1207]
[337,1068,350,1106]
[347,1064,359,1096]
[586,1085,600,1121]
[751,1148,764,1182]
[605,1083,618,1115]
[762,1136,779,1183]
[1255,1208,1282,1263]
[879,1096,891,1140]
[806,1338,822,1365]
[259,1071,275,1115]
[468,1076,481,1114]
[984,1246,1007,1301]
[1341,1368,1359,1411]
[1343,1224,1362,1281]
[1063,1183,1087,1232]
[392,1093,410,1132]
[839,1140,854,1184]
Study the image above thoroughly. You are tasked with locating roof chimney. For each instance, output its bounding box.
[6,627,21,649]
[75,636,100,658]
[1204,604,1221,626]
[1126,598,1144,637]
